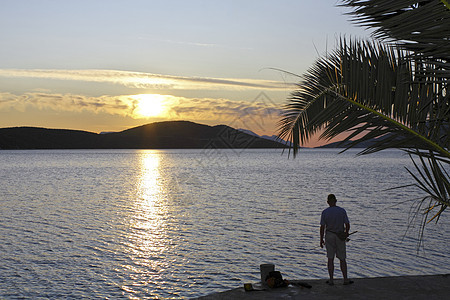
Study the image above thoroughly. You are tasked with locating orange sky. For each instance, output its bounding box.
[0,1,370,148]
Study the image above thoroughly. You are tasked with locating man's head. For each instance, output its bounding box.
[327,194,337,206]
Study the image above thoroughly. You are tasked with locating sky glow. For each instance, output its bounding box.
[0,0,371,146]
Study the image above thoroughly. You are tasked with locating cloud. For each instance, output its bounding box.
[0,69,296,91]
[137,35,253,50]
[0,92,134,116]
[0,92,282,132]
[0,92,284,118]
[161,39,220,48]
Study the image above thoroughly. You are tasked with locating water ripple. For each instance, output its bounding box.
[0,149,449,299]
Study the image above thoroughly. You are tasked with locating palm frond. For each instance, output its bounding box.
[278,38,449,160]
[340,1,450,60]
[405,152,449,225]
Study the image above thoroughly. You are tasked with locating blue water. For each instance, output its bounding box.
[0,149,449,299]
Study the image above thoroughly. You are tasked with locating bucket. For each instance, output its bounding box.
[260,263,275,285]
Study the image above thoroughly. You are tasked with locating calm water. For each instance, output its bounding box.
[0,149,449,299]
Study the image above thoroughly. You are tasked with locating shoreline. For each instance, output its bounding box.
[194,274,449,299]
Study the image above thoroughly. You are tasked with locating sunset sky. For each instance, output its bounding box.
[0,0,370,146]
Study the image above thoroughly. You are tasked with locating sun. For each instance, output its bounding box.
[134,94,166,118]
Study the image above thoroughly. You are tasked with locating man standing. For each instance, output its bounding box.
[320,194,353,285]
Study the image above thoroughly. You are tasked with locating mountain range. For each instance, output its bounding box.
[0,121,289,150]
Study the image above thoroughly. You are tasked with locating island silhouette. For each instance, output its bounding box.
[0,121,288,150]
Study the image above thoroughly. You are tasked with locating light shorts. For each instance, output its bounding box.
[325,232,346,260]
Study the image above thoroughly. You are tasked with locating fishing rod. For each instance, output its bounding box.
[345,230,358,241]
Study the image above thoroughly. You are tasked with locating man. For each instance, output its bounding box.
[320,194,353,285]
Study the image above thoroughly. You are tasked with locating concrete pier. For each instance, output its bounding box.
[194,274,449,299]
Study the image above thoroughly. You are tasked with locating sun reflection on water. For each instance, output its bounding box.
[122,150,172,297]
[138,150,163,209]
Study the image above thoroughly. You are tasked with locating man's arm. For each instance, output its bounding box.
[345,222,350,235]
[320,225,325,248]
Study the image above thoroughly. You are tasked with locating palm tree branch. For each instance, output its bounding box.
[326,87,450,159]
[442,0,450,9]
[339,0,450,83]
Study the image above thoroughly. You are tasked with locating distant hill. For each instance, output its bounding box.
[0,127,100,149]
[237,128,292,147]
[0,121,286,150]
[317,140,375,148]
[317,134,408,149]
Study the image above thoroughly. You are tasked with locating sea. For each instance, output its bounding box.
[0,148,449,299]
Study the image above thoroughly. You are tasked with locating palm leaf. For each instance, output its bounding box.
[340,1,450,61]
[278,38,449,160]
[405,152,449,225]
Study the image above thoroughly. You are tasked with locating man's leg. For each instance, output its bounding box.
[325,233,337,285]
[327,258,334,284]
[339,259,348,281]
